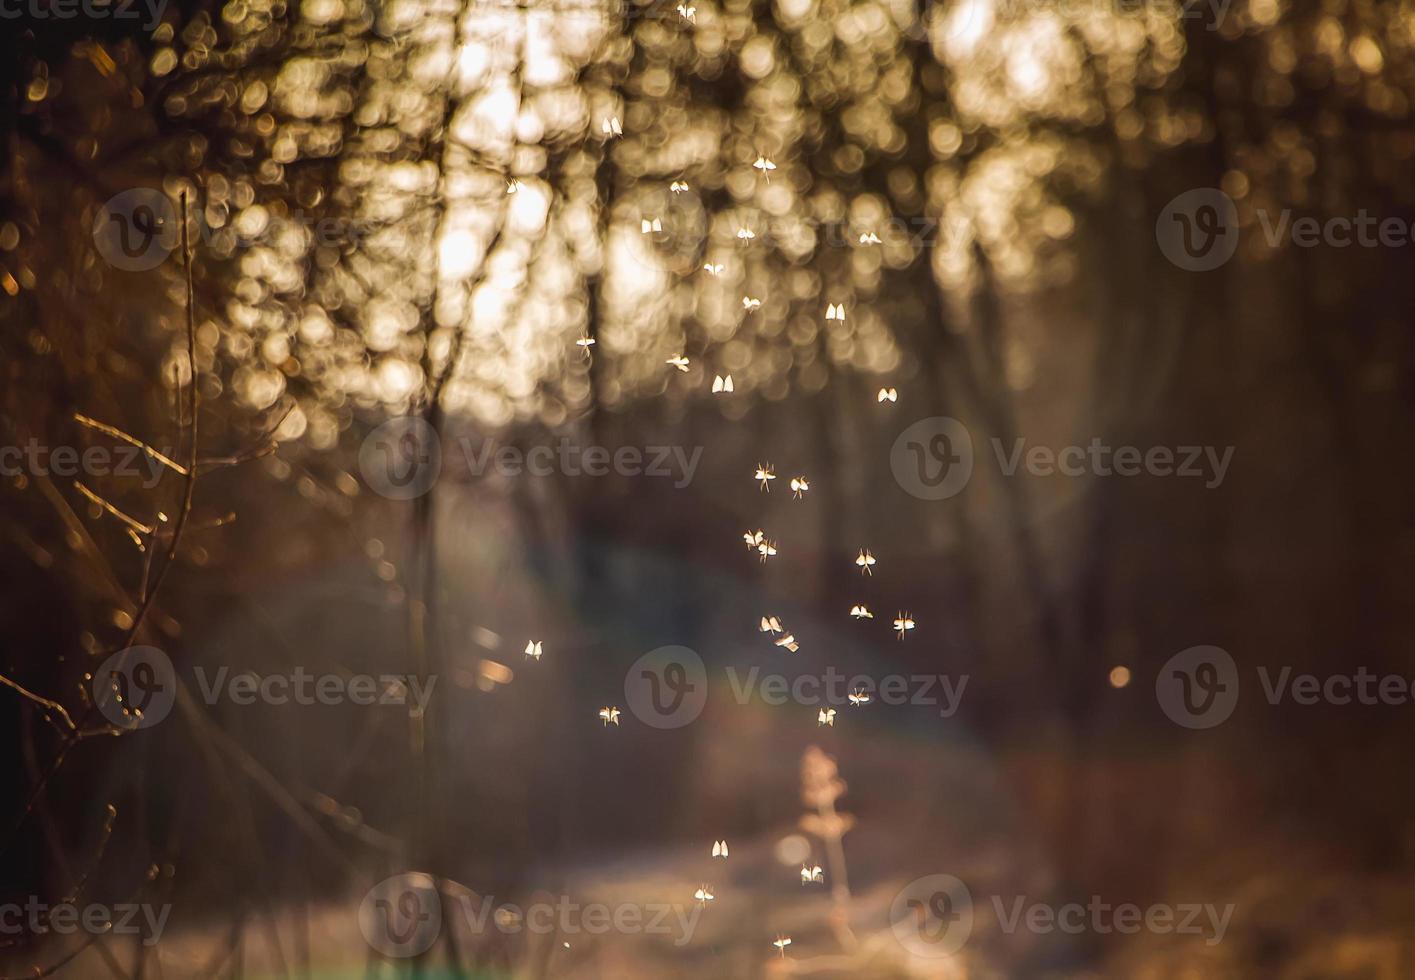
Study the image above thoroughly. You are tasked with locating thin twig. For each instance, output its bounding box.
[73,413,189,476]
[0,674,76,731]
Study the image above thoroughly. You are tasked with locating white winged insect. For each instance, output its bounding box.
[817,708,836,727]
[759,615,783,634]
[758,539,778,563]
[773,936,792,957]
[825,303,845,322]
[800,865,824,884]
[694,885,715,906]
[736,227,756,241]
[754,462,776,492]
[524,640,543,660]
[506,178,523,195]
[877,387,898,403]
[849,604,873,619]
[790,476,809,499]
[676,3,696,20]
[773,633,798,652]
[753,156,777,182]
[712,840,729,859]
[666,354,690,372]
[601,116,623,137]
[743,528,765,551]
[893,612,916,639]
[855,548,876,576]
[599,706,621,726]
[849,686,872,706]
[858,230,881,245]
[641,217,662,234]
[575,334,596,357]
[671,179,691,192]
[741,296,761,312]
[712,374,734,393]
[702,262,724,276]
